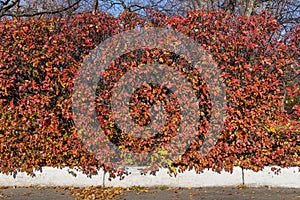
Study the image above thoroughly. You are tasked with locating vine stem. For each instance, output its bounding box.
[242,167,245,186]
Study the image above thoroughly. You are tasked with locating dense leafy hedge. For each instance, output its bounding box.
[0,10,299,178]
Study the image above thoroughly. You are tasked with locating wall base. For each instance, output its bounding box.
[0,166,299,188]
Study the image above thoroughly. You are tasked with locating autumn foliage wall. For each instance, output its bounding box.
[0,10,299,177]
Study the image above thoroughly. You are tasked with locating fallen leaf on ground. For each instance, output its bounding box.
[190,192,200,196]
[0,193,9,199]
[70,186,124,200]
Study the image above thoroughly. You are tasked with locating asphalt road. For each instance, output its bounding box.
[0,186,300,200]
[0,187,74,200]
[115,187,300,200]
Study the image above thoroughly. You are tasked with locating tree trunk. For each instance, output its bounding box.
[93,0,98,12]
[226,0,237,14]
[239,0,255,17]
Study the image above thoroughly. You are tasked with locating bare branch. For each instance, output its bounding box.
[0,0,19,17]
[1,0,81,18]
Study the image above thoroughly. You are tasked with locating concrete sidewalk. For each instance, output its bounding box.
[115,187,300,200]
[0,186,300,200]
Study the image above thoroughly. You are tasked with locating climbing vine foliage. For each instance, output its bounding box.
[0,10,299,178]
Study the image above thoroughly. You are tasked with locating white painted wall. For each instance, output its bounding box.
[244,167,300,188]
[0,166,299,188]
